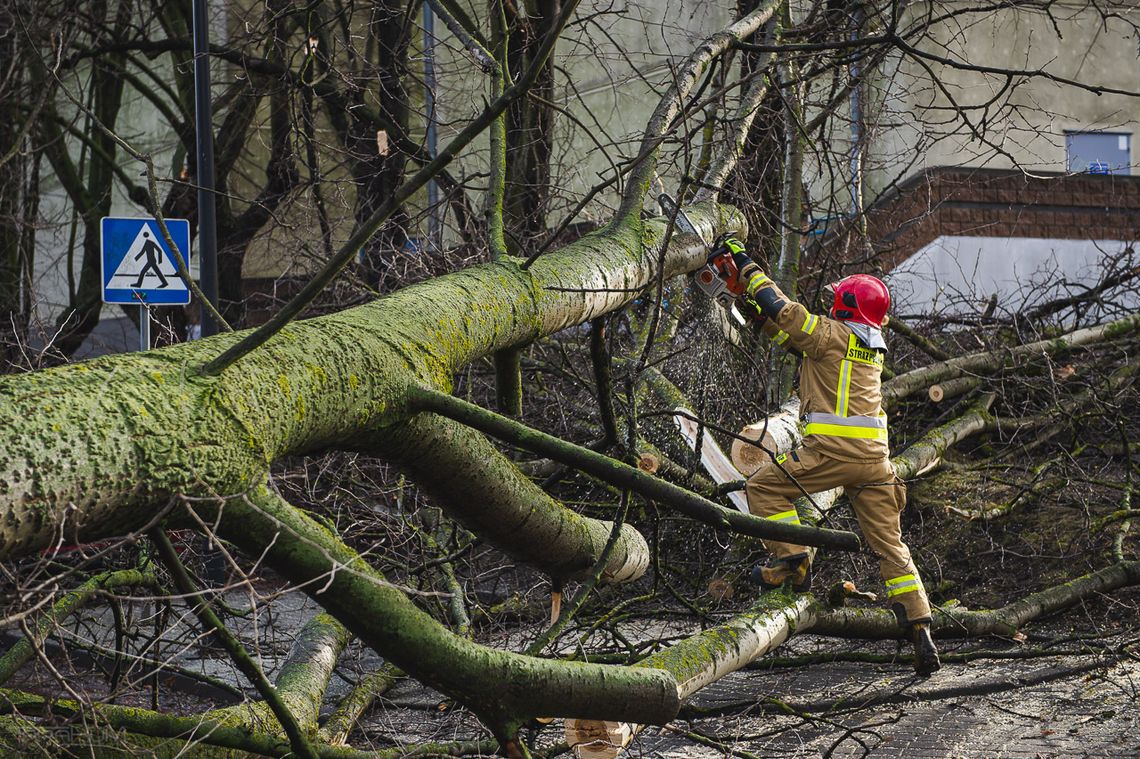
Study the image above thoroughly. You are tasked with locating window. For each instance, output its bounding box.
[1065,131,1132,175]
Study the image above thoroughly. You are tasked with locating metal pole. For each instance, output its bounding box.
[423,2,441,252]
[192,0,220,336]
[139,304,151,352]
[849,2,865,216]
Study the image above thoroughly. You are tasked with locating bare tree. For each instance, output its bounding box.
[2,1,1139,757]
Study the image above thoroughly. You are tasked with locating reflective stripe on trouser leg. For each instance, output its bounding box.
[766,509,801,525]
[885,573,922,597]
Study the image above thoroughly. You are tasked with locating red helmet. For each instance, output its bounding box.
[828,274,890,327]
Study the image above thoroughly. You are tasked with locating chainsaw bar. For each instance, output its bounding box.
[659,192,745,324]
[657,192,705,244]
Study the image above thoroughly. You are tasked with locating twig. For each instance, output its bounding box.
[526,491,631,655]
[426,0,498,73]
[201,0,583,376]
[149,529,320,759]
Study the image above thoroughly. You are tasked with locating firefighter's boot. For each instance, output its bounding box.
[910,621,941,676]
[749,552,812,592]
[893,603,940,676]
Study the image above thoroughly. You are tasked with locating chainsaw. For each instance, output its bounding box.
[659,193,746,323]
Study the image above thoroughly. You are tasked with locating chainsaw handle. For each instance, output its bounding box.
[708,251,745,296]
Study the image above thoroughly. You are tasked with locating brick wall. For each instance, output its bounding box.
[817,167,1140,274]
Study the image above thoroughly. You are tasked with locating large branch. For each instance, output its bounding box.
[407,387,861,551]
[0,686,495,758]
[566,590,815,758]
[882,312,1140,408]
[209,612,352,734]
[213,484,681,729]
[693,65,775,201]
[616,0,781,221]
[373,414,650,582]
[813,560,1140,639]
[891,393,996,480]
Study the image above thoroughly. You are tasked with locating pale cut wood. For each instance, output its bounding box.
[565,719,635,758]
[729,397,802,476]
[927,376,980,404]
[550,590,562,625]
[673,407,749,513]
[636,452,660,473]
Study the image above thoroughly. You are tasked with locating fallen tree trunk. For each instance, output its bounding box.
[0,203,753,738]
[0,2,807,743]
[566,590,815,758]
[0,199,741,561]
[812,560,1140,638]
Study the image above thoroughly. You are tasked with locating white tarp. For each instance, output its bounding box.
[887,235,1137,319]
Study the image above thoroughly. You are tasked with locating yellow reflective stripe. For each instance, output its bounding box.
[801,314,819,335]
[835,360,852,417]
[767,509,801,524]
[804,422,888,440]
[885,574,921,597]
[746,273,772,296]
[773,329,790,345]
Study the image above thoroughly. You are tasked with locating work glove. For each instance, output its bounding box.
[738,293,766,324]
[708,232,758,287]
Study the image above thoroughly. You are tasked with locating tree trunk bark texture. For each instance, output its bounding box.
[0,202,745,728]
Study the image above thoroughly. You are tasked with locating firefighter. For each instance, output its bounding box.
[709,234,941,677]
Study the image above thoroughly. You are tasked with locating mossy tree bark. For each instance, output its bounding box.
[0,201,750,735]
[812,560,1140,639]
[1,3,800,737]
[566,590,817,758]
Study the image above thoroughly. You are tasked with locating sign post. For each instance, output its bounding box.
[192,0,219,337]
[101,217,192,351]
[139,304,151,351]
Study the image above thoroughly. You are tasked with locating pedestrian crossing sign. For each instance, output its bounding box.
[101,217,192,305]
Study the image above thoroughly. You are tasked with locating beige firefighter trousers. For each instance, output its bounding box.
[744,445,932,623]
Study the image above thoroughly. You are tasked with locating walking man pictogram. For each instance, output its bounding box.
[132,231,169,289]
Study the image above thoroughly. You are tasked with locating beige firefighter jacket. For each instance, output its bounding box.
[746,276,889,462]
